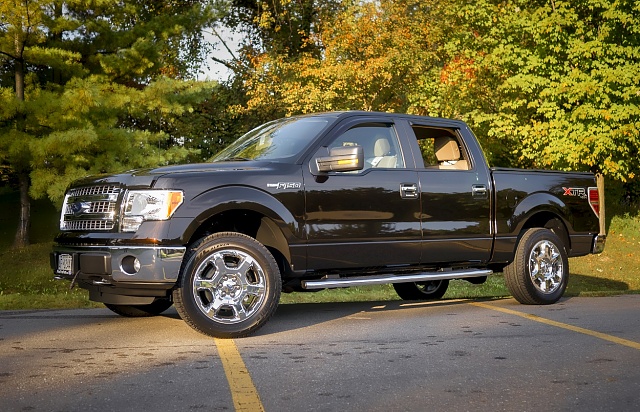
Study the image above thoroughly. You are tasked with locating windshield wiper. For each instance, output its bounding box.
[223,157,252,162]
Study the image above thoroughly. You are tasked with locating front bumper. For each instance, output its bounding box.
[51,245,186,284]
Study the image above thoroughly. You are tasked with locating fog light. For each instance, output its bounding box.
[121,255,141,275]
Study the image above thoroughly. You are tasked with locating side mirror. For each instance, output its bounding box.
[316,146,364,173]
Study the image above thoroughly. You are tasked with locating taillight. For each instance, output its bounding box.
[588,187,599,217]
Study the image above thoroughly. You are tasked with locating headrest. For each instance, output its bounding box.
[374,138,391,156]
[434,137,460,162]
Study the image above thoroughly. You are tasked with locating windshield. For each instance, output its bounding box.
[211,117,331,162]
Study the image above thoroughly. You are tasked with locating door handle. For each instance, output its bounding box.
[400,183,419,199]
[472,184,488,198]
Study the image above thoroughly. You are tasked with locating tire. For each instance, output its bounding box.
[105,299,173,317]
[393,279,449,300]
[172,232,281,339]
[504,228,569,305]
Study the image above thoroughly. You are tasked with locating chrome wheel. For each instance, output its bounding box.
[174,232,281,338]
[504,228,569,305]
[192,249,266,324]
[528,240,563,294]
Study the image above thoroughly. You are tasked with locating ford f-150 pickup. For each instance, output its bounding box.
[51,111,606,338]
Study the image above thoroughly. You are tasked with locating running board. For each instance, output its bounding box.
[300,269,493,290]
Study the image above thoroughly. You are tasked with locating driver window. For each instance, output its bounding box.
[328,123,405,170]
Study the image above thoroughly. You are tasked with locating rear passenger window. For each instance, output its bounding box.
[410,126,470,170]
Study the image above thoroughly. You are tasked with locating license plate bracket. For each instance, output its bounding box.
[56,253,74,275]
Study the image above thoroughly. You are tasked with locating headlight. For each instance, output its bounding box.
[121,190,184,232]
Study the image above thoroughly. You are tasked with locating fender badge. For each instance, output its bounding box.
[562,187,587,199]
[267,182,302,190]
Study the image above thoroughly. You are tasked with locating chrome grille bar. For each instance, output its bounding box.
[60,185,122,231]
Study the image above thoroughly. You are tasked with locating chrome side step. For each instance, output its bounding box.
[301,269,493,290]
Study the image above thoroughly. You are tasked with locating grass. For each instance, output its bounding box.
[0,192,638,310]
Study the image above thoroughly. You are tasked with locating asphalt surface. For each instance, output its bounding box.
[1,295,639,412]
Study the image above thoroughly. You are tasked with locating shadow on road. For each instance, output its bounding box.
[566,273,631,295]
[252,298,481,336]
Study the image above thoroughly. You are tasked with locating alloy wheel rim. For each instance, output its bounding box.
[192,249,266,324]
[528,240,564,294]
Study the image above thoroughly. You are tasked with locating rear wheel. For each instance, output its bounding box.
[393,279,449,300]
[105,299,173,317]
[504,228,569,304]
[173,232,281,338]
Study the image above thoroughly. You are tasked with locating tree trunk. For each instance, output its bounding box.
[13,172,31,248]
[13,46,30,247]
[596,173,606,235]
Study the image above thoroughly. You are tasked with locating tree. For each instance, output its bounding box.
[237,1,453,116]
[0,0,216,247]
[464,0,640,183]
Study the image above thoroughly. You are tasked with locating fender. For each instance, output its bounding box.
[176,185,303,254]
[508,192,572,235]
[492,192,571,264]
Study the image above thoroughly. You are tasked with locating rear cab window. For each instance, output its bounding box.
[408,125,472,171]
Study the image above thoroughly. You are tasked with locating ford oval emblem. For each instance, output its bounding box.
[70,202,91,216]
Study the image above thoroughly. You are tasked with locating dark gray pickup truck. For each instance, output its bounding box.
[51,111,606,338]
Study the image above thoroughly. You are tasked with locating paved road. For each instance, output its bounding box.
[1,295,639,412]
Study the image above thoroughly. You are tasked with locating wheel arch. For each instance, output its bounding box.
[519,212,570,254]
[179,187,300,276]
[509,193,573,252]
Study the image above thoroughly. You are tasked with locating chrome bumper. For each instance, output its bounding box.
[592,234,606,254]
[52,245,186,284]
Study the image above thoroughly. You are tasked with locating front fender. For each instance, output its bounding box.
[176,185,303,245]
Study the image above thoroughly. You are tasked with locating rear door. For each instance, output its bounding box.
[401,120,493,265]
[303,116,422,270]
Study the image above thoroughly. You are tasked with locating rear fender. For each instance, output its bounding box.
[508,193,570,235]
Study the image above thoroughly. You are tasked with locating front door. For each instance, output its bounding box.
[303,118,422,270]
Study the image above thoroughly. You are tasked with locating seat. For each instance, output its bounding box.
[434,136,468,170]
[370,138,397,168]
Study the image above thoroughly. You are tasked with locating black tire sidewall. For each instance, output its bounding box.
[393,279,449,300]
[174,233,281,338]
[508,228,569,304]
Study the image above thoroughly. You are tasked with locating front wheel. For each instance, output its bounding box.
[504,228,569,305]
[173,232,281,338]
[393,279,449,300]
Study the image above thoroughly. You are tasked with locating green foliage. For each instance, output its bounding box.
[0,1,218,216]
[450,0,640,178]
[219,0,344,58]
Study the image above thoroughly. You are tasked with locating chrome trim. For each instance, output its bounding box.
[53,245,186,283]
[60,185,123,231]
[592,234,606,254]
[528,239,564,294]
[301,269,492,290]
[191,248,267,325]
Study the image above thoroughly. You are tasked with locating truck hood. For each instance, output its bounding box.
[147,161,270,175]
[69,161,272,189]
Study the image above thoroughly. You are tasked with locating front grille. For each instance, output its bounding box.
[68,185,120,197]
[60,185,122,231]
[63,201,115,215]
[62,220,115,231]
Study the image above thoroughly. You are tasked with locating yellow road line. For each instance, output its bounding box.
[215,338,265,412]
[469,301,640,350]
